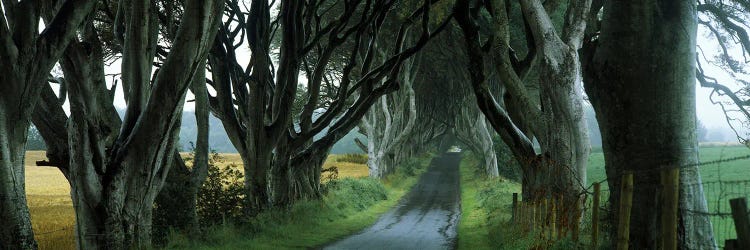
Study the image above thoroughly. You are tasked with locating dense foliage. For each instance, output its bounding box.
[196,154,246,227]
[335,154,369,164]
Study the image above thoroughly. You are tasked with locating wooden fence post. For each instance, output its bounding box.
[531,201,537,230]
[616,172,634,250]
[572,196,581,242]
[661,167,680,250]
[550,198,556,239]
[537,200,543,231]
[592,182,601,250]
[542,198,548,239]
[730,198,750,249]
[519,202,525,230]
[558,195,564,240]
[522,202,528,231]
[513,193,518,223]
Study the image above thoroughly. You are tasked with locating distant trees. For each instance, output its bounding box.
[697,120,709,142]
[695,1,750,145]
[418,26,501,178]
[360,57,419,178]
[25,126,47,151]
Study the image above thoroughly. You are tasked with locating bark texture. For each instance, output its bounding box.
[153,66,211,242]
[361,56,420,178]
[583,1,715,248]
[0,0,97,248]
[454,0,591,229]
[207,0,449,211]
[29,0,222,248]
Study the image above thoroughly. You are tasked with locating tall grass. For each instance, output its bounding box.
[335,153,368,164]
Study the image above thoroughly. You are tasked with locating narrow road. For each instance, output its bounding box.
[324,153,462,250]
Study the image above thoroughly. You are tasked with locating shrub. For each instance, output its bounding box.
[322,178,388,211]
[321,166,339,182]
[336,153,368,164]
[396,158,422,177]
[197,153,246,227]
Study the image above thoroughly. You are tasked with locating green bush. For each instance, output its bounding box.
[322,178,388,211]
[336,153,368,164]
[396,158,422,177]
[165,154,433,249]
[197,153,246,227]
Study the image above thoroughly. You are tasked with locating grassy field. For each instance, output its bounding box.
[457,146,750,249]
[586,145,750,247]
[27,146,750,248]
[23,151,371,250]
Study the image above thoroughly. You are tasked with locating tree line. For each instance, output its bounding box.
[1,0,748,249]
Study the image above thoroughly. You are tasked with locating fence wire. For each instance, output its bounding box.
[582,153,750,249]
[513,151,750,249]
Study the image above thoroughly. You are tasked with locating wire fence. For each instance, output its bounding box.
[513,150,750,249]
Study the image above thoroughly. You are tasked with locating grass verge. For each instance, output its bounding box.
[458,153,557,250]
[164,155,433,249]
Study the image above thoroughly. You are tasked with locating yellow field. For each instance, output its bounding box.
[22,151,369,250]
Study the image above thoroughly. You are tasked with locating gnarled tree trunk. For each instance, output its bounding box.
[583,0,715,248]
[0,0,97,248]
[455,0,592,230]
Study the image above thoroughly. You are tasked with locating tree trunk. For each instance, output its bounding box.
[271,141,327,207]
[153,60,210,242]
[583,1,715,248]
[0,0,98,247]
[533,46,591,229]
[0,112,36,249]
[244,147,272,213]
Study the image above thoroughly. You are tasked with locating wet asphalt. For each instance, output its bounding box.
[323,152,462,250]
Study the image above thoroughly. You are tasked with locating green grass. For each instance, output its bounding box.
[457,154,537,250]
[458,146,750,249]
[164,155,433,249]
[586,145,750,247]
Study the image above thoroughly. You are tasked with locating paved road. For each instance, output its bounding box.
[324,153,462,250]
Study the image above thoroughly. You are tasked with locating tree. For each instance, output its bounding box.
[697,119,709,142]
[692,1,750,150]
[582,0,715,248]
[207,0,450,211]
[29,0,223,248]
[0,0,97,247]
[360,57,419,178]
[413,26,500,177]
[455,0,592,231]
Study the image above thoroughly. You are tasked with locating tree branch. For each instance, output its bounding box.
[562,0,592,49]
[35,0,98,72]
[519,0,564,51]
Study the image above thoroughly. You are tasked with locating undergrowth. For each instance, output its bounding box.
[164,154,433,249]
[335,153,368,164]
[457,153,585,250]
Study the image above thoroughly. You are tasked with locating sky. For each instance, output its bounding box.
[695,26,750,138]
